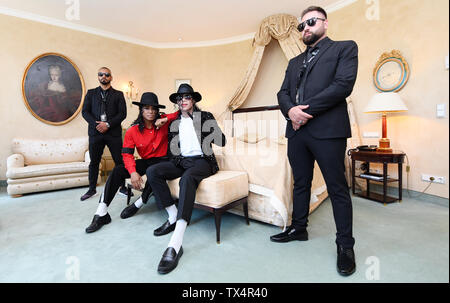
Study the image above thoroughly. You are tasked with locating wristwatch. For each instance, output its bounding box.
[105,122,110,128]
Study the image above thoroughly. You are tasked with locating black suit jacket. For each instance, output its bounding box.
[277,37,358,139]
[167,110,226,174]
[82,86,127,137]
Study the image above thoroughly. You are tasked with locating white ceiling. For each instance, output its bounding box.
[0,0,353,47]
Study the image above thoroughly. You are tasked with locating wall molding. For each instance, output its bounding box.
[1,0,357,49]
[326,0,358,14]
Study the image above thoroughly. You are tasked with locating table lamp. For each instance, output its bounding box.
[364,92,408,152]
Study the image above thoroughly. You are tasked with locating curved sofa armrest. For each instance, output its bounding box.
[84,150,103,170]
[84,150,91,163]
[6,154,25,179]
[7,153,24,169]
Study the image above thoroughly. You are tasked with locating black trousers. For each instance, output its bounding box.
[102,157,168,206]
[146,157,213,223]
[288,128,354,248]
[88,134,123,191]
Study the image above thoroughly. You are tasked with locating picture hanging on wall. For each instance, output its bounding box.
[22,52,85,125]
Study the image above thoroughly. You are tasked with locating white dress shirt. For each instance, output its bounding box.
[179,115,203,157]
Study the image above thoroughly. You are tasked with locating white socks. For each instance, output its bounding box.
[168,219,187,253]
[95,193,108,216]
[165,205,178,224]
[134,197,144,209]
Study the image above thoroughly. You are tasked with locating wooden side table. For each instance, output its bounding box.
[350,150,406,204]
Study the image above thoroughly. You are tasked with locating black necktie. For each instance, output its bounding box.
[100,90,108,121]
[306,46,319,64]
[296,47,319,104]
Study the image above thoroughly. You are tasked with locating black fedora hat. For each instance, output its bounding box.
[132,92,166,108]
[169,83,202,103]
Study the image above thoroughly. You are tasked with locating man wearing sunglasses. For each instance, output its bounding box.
[146,83,226,274]
[81,67,127,201]
[275,6,359,277]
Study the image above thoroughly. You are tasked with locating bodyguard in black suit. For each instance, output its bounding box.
[272,6,358,276]
[81,67,127,201]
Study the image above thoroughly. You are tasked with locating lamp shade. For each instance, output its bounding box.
[364,92,408,113]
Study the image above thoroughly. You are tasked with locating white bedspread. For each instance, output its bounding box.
[214,137,328,229]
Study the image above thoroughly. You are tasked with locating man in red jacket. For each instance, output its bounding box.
[85,92,178,233]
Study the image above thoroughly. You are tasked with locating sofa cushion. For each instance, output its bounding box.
[127,171,249,208]
[6,162,89,179]
[7,172,89,184]
[6,173,91,196]
[12,137,88,165]
[168,171,249,208]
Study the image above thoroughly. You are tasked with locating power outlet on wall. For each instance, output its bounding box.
[422,174,446,184]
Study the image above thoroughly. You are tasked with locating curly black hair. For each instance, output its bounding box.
[130,107,161,133]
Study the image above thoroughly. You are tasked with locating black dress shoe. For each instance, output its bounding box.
[85,213,111,233]
[270,226,308,243]
[154,220,176,236]
[337,245,356,276]
[80,189,97,201]
[157,247,183,274]
[120,204,140,219]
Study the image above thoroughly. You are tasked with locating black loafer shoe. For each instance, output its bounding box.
[270,226,308,243]
[154,220,176,236]
[120,204,140,219]
[85,213,111,233]
[158,246,183,274]
[80,189,97,201]
[337,245,356,276]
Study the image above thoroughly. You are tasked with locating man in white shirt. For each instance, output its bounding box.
[146,84,226,274]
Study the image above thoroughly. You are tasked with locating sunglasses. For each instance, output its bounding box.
[176,94,193,102]
[98,72,111,77]
[297,17,326,32]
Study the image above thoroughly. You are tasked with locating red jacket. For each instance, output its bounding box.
[122,111,178,174]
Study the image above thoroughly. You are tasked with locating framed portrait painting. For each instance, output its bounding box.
[22,53,85,125]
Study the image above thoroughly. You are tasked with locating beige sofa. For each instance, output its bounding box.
[6,137,99,196]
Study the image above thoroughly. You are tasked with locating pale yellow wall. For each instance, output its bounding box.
[149,40,253,114]
[1,0,449,198]
[243,39,288,108]
[327,0,449,198]
[0,14,253,181]
[0,14,156,176]
[239,0,449,198]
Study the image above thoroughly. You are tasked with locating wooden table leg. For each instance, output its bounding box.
[398,162,403,201]
[383,162,388,203]
[366,162,370,198]
[352,158,356,194]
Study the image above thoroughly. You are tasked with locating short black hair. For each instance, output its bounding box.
[301,6,327,19]
[98,67,111,73]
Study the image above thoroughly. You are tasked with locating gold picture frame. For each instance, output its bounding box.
[22,52,85,125]
[373,50,410,92]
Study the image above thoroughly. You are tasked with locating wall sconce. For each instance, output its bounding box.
[125,81,139,107]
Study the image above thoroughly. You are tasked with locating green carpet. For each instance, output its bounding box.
[0,185,448,283]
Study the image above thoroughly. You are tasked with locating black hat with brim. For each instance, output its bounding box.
[169,83,202,103]
[132,92,166,108]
